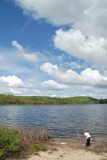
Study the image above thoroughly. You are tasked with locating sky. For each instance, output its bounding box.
[0,0,107,99]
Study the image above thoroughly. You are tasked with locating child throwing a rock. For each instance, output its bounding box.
[84,129,92,146]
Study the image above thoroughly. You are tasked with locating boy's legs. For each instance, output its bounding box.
[86,138,90,146]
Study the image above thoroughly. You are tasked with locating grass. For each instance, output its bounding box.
[30,144,47,152]
[30,144,47,155]
[51,146,58,151]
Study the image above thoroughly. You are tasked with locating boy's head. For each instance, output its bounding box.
[84,129,87,132]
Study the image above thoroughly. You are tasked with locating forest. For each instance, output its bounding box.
[0,94,106,105]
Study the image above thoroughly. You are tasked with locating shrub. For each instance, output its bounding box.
[0,127,21,158]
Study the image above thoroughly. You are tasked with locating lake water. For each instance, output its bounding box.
[0,104,107,144]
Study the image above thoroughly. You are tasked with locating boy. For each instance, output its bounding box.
[84,129,92,146]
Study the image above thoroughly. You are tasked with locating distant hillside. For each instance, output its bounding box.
[0,94,101,105]
[99,98,107,104]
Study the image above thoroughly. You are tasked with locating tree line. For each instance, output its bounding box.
[0,94,105,105]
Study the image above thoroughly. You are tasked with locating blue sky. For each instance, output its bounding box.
[0,0,107,98]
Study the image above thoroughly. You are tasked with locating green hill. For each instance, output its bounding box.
[0,94,101,105]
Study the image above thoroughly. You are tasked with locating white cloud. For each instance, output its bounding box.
[76,0,107,38]
[0,75,24,95]
[13,0,107,69]
[42,80,69,90]
[0,75,23,87]
[54,29,107,69]
[40,62,107,88]
[12,40,39,63]
[81,68,107,87]
[70,61,83,69]
[40,62,81,84]
[0,75,37,95]
[13,0,90,26]
[13,0,107,38]
[63,61,87,70]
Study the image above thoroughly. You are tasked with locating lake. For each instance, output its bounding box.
[0,104,107,144]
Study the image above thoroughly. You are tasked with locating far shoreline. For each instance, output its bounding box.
[0,103,104,106]
[1,94,106,105]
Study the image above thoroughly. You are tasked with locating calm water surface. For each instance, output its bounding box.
[0,104,107,141]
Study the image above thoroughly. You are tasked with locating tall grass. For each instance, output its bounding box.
[18,127,48,145]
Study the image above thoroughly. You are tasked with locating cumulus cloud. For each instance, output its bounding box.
[0,75,23,95]
[81,68,107,87]
[76,0,107,38]
[0,75,23,87]
[40,62,107,88]
[13,0,90,26]
[42,80,69,90]
[13,0,107,37]
[13,0,107,69]
[41,62,81,84]
[12,40,39,63]
[0,75,36,95]
[54,29,107,69]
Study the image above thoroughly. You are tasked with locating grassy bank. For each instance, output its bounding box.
[0,126,50,160]
[0,94,101,105]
